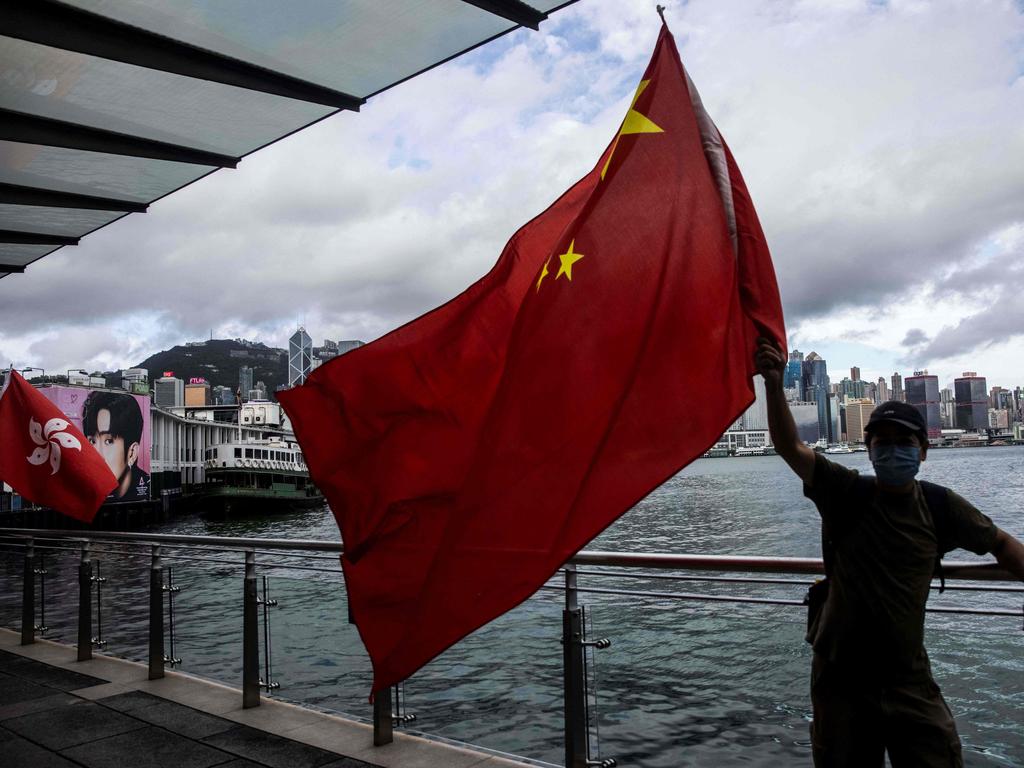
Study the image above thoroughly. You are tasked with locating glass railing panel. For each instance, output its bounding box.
[0,545,26,629]
[160,552,245,686]
[924,617,1024,763]
[397,590,565,764]
[19,543,83,645]
[247,567,369,715]
[562,581,814,768]
[87,544,151,662]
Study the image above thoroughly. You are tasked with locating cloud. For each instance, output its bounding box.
[2,0,1023,386]
[901,328,928,347]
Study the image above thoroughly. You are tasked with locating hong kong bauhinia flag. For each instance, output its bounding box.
[0,370,116,522]
[279,24,786,693]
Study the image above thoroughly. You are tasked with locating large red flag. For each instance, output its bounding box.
[279,25,786,693]
[0,370,117,522]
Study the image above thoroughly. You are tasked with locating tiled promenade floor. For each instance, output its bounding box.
[0,629,540,768]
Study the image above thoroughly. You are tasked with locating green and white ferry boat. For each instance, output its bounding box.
[192,437,323,517]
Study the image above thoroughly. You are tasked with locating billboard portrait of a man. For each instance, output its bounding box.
[82,390,151,501]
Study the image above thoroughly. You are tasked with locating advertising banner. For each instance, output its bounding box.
[39,386,152,503]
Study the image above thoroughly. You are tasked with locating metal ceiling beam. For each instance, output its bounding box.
[2,0,364,111]
[0,263,28,273]
[0,109,238,168]
[0,183,148,213]
[0,230,79,246]
[460,0,548,30]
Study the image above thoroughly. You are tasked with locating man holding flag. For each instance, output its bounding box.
[0,369,116,523]
[280,20,785,695]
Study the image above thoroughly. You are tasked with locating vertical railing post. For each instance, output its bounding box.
[165,568,181,668]
[258,575,279,693]
[373,684,394,746]
[37,551,48,637]
[77,541,93,661]
[21,538,35,645]
[563,563,587,768]
[149,545,164,680]
[92,562,107,649]
[242,549,260,708]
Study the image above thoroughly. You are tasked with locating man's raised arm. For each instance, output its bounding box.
[755,337,817,486]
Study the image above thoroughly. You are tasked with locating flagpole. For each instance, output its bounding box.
[656,4,667,24]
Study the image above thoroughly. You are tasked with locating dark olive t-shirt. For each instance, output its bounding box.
[804,454,998,680]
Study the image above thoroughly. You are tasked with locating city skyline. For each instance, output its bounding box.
[12,332,1024,397]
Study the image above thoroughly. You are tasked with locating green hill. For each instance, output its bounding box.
[134,339,287,399]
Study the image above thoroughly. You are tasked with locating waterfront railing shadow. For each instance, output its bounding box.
[0,528,1021,768]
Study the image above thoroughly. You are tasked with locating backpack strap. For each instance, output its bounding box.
[919,480,951,593]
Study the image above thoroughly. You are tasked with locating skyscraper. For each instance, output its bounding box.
[288,327,313,387]
[185,380,211,406]
[890,372,904,402]
[954,372,988,431]
[239,366,254,401]
[154,375,184,408]
[783,349,804,396]
[838,377,866,401]
[337,340,365,355]
[939,388,955,428]
[740,375,769,430]
[876,377,889,404]
[845,398,875,444]
[789,401,820,444]
[213,385,236,405]
[989,386,1005,410]
[904,372,941,438]
[850,366,861,382]
[802,352,832,442]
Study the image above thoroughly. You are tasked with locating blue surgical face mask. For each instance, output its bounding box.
[870,444,921,486]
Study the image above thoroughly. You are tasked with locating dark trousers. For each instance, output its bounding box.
[810,654,963,768]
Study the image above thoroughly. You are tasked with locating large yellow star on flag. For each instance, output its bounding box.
[601,79,664,180]
[555,240,584,281]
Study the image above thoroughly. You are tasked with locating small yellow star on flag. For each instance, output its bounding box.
[535,257,551,292]
[555,240,584,281]
[601,79,664,180]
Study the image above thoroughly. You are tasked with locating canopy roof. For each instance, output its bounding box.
[0,0,573,279]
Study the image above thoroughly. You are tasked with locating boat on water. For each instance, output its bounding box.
[189,437,323,517]
[734,446,768,457]
[824,444,854,454]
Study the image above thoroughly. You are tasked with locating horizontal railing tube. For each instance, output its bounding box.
[0,528,1016,583]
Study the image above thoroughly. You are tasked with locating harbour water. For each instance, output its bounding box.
[2,446,1022,766]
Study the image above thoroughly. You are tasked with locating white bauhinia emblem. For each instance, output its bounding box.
[26,417,82,475]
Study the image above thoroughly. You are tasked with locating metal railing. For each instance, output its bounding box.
[0,527,1019,768]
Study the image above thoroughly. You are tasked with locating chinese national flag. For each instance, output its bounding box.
[0,370,117,522]
[279,25,786,693]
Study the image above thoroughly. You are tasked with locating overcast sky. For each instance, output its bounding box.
[2,0,1023,391]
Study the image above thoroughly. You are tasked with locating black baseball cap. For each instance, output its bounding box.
[864,400,927,438]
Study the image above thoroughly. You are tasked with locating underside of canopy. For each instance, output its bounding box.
[0,0,574,278]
